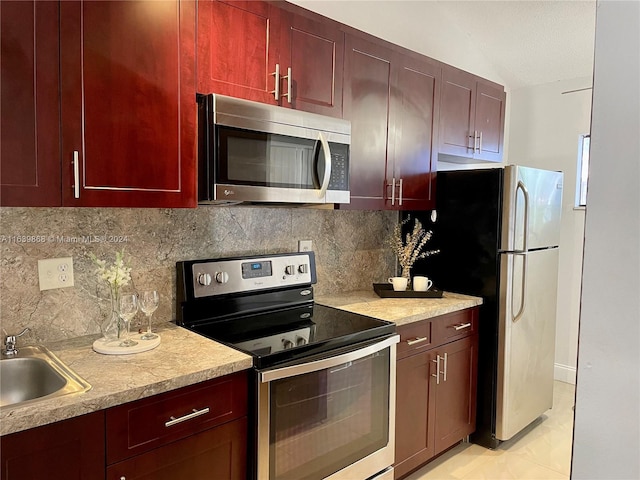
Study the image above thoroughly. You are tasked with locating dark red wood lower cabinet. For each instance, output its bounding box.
[394,351,436,479]
[394,308,479,480]
[433,335,478,454]
[0,411,105,480]
[106,417,247,480]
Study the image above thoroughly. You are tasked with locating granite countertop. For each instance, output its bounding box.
[0,323,253,436]
[316,290,483,326]
[2,292,481,436]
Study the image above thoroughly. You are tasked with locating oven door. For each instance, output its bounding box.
[257,335,399,480]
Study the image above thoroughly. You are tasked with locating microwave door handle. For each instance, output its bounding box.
[316,132,332,198]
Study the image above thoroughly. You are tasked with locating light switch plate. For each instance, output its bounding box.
[38,257,75,291]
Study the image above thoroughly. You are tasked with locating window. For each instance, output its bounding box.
[575,134,590,207]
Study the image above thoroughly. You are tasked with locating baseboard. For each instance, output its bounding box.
[554,363,576,384]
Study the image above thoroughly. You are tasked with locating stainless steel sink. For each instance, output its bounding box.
[0,346,91,408]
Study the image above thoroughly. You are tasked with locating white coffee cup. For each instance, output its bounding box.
[413,276,433,292]
[388,277,408,291]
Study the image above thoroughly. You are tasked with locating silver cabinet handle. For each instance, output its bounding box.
[442,352,448,382]
[165,407,210,427]
[479,131,483,154]
[431,355,440,384]
[72,150,80,198]
[389,177,396,205]
[398,178,403,206]
[406,336,428,346]
[281,67,292,103]
[451,322,472,331]
[270,64,280,101]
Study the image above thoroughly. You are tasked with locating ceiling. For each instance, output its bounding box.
[433,0,597,89]
[292,0,597,90]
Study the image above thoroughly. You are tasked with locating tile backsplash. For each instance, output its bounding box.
[0,206,397,343]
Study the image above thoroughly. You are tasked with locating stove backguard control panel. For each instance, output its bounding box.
[189,252,316,298]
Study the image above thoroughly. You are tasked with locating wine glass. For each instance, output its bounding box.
[139,290,159,340]
[118,293,139,347]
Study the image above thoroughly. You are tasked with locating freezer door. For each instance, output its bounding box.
[501,166,563,251]
[496,248,559,441]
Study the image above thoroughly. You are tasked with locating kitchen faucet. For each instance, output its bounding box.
[2,328,31,356]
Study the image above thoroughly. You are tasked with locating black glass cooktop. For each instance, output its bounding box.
[186,303,396,369]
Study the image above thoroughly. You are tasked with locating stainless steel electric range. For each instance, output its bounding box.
[176,252,398,480]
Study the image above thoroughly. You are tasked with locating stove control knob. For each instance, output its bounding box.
[215,271,229,284]
[284,265,295,275]
[296,336,307,346]
[282,339,294,349]
[298,264,308,274]
[197,273,212,286]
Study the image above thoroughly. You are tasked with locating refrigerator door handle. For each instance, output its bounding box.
[516,180,530,252]
[512,251,528,322]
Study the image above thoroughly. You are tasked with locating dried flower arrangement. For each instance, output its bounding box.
[389,216,439,280]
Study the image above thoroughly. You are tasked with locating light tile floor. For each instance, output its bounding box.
[404,381,575,480]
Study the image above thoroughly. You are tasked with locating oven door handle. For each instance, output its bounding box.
[260,335,400,383]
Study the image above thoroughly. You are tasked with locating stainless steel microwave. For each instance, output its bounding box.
[197,94,351,205]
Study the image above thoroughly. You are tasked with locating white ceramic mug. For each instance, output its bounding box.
[413,276,433,292]
[388,276,408,291]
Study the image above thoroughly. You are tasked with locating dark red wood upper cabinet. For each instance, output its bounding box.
[197,1,343,117]
[277,6,344,117]
[0,1,62,206]
[60,0,197,207]
[342,34,439,211]
[439,64,505,162]
[341,34,394,210]
[390,53,440,211]
[474,79,506,162]
[197,0,281,105]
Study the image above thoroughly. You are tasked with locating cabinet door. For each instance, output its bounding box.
[107,417,247,480]
[60,0,197,208]
[439,65,476,159]
[197,0,281,105]
[0,411,105,480]
[341,34,394,210]
[278,8,343,117]
[391,53,440,211]
[433,335,478,455]
[0,1,61,206]
[474,80,506,162]
[394,351,436,479]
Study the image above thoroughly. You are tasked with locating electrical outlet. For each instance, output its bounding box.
[38,257,75,291]
[298,240,313,252]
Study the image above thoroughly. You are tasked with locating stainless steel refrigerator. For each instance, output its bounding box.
[406,165,563,448]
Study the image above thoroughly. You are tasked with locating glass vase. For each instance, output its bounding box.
[100,285,121,342]
[401,265,412,287]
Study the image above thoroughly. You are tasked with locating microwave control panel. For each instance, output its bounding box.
[328,152,349,191]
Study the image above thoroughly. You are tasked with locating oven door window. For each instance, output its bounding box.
[267,349,390,480]
[217,126,325,190]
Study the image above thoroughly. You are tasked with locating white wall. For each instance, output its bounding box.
[572,0,640,477]
[508,78,592,384]
[287,0,508,87]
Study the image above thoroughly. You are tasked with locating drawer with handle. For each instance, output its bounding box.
[106,371,248,464]
[397,320,432,360]
[432,308,478,345]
